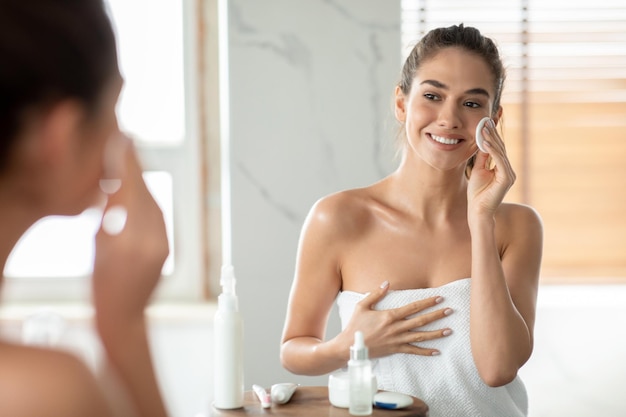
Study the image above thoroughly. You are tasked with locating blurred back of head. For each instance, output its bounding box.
[0,0,118,172]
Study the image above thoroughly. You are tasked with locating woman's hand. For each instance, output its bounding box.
[339,281,453,358]
[91,134,170,417]
[92,134,169,325]
[467,120,516,220]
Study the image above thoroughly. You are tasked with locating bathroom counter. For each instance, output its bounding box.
[210,386,428,417]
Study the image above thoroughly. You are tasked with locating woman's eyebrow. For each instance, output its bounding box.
[420,79,447,89]
[465,87,490,98]
[420,79,490,98]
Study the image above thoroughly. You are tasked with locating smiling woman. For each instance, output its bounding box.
[280,24,542,417]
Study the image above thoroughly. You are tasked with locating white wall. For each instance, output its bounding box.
[519,285,626,416]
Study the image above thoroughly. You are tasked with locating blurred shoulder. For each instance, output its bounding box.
[0,342,109,417]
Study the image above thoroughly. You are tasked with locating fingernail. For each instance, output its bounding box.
[431,351,440,356]
[380,280,389,289]
[444,308,454,316]
[443,329,453,336]
[364,292,371,297]
[435,296,444,304]
[488,119,496,129]
[102,205,128,236]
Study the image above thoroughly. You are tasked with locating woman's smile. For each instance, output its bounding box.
[428,133,463,146]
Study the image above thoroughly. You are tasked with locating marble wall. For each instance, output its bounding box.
[227,0,400,388]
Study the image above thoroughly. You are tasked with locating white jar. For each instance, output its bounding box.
[328,370,377,409]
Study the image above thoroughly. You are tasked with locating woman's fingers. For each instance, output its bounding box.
[93,134,168,320]
[401,306,453,330]
[392,295,444,320]
[357,280,391,310]
[398,328,453,356]
[468,122,516,212]
[482,125,514,174]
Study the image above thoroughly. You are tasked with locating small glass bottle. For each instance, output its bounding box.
[348,331,373,415]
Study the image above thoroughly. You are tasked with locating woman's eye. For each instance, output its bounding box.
[424,93,439,101]
[464,101,480,108]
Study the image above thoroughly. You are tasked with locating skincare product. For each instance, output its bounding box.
[328,371,350,408]
[252,384,271,408]
[270,383,298,404]
[373,391,414,410]
[348,331,373,416]
[329,371,377,409]
[213,265,244,409]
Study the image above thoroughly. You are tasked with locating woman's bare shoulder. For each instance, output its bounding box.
[497,202,543,230]
[496,202,544,253]
[0,342,109,417]
[306,186,380,238]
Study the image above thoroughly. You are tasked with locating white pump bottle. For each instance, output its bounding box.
[213,265,244,409]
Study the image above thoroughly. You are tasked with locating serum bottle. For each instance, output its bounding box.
[213,265,244,409]
[348,331,373,416]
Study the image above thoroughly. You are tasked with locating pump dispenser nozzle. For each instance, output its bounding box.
[220,264,237,295]
[218,264,239,312]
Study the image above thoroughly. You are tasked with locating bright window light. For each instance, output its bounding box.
[106,0,186,145]
[5,171,175,278]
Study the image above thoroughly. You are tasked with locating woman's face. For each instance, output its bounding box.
[72,76,124,212]
[395,47,499,172]
[44,75,124,216]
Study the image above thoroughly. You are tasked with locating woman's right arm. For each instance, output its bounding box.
[280,196,349,375]
[281,196,451,375]
[92,140,169,417]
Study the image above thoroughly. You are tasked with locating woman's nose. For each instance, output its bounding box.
[437,102,461,129]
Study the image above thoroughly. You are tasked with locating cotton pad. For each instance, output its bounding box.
[475,116,491,153]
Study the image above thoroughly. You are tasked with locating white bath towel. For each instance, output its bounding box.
[336,278,528,417]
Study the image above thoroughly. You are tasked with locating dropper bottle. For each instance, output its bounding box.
[213,265,244,409]
[348,331,373,415]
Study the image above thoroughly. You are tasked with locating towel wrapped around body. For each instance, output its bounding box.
[336,278,528,417]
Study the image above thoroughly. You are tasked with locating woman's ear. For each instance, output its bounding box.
[394,86,407,123]
[34,100,84,167]
[492,106,503,126]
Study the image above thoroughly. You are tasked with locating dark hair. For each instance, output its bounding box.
[399,24,506,115]
[0,0,118,172]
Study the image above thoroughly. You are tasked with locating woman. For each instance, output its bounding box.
[0,0,169,416]
[281,24,543,417]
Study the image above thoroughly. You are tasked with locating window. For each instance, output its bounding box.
[402,0,626,282]
[3,0,212,301]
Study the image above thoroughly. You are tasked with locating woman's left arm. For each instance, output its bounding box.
[467,121,543,387]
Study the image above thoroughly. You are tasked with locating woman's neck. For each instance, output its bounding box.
[0,189,40,274]
[383,153,469,223]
